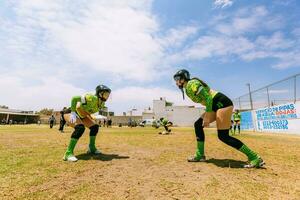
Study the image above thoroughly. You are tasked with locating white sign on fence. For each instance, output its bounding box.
[253,102,300,134]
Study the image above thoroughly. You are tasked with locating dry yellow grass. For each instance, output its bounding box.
[0,125,299,200]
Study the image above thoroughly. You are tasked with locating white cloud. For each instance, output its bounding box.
[3,0,165,82]
[107,86,200,114]
[172,6,299,69]
[177,36,254,61]
[0,74,85,111]
[255,32,294,50]
[158,25,199,48]
[214,6,282,36]
[272,51,300,69]
[214,0,233,8]
[0,1,299,113]
[0,0,202,112]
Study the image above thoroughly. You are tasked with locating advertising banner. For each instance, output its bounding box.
[254,102,300,134]
[240,111,254,131]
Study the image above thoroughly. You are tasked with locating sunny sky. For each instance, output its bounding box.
[0,0,300,114]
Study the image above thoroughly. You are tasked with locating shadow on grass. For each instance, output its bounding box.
[76,153,130,161]
[206,158,267,169]
[206,158,247,168]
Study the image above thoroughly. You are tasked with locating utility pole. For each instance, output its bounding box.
[294,75,297,103]
[246,83,254,110]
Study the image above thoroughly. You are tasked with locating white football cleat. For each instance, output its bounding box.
[63,154,78,162]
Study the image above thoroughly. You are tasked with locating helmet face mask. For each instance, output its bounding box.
[173,75,182,81]
[173,69,190,100]
[99,91,110,102]
[95,85,111,102]
[175,79,186,89]
[173,69,190,88]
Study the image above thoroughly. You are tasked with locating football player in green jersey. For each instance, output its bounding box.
[63,85,111,162]
[159,117,173,135]
[173,69,264,168]
[233,110,241,134]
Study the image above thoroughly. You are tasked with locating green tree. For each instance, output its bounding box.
[38,108,54,115]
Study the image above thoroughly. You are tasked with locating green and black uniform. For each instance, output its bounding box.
[233,112,241,123]
[233,112,241,134]
[185,78,233,112]
[71,94,105,119]
[64,93,105,159]
[185,78,261,166]
[160,118,172,132]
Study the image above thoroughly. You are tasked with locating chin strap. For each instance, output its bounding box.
[181,88,185,100]
[100,97,107,102]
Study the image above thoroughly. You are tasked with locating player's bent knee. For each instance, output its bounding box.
[71,124,85,139]
[194,118,203,129]
[89,124,99,136]
[217,129,243,149]
[217,130,229,143]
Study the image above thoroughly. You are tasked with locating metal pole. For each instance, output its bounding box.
[6,114,9,124]
[294,75,297,103]
[239,97,241,110]
[247,83,253,110]
[266,87,270,107]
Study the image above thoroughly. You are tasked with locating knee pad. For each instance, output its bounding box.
[194,118,203,129]
[71,124,85,139]
[218,129,243,149]
[217,129,230,143]
[194,118,205,141]
[89,124,99,136]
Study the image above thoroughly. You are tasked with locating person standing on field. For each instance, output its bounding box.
[49,115,55,129]
[173,69,265,168]
[233,110,241,135]
[62,85,111,162]
[59,108,67,133]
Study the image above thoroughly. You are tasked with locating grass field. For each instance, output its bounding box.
[0,125,300,200]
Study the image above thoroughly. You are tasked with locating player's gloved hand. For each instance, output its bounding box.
[70,112,77,123]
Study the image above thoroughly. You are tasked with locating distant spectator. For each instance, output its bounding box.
[59,108,66,133]
[233,110,241,135]
[128,118,132,128]
[49,115,56,129]
[107,119,112,128]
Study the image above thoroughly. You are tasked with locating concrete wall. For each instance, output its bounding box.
[147,98,204,126]
[166,106,203,126]
[153,98,167,119]
[142,112,155,120]
[109,116,142,126]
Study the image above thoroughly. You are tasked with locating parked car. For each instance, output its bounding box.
[139,119,159,128]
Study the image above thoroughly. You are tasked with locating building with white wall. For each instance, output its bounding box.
[0,108,39,124]
[142,97,204,126]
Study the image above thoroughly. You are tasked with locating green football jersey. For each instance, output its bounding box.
[185,78,218,112]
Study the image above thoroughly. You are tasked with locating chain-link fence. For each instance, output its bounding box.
[233,73,300,110]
